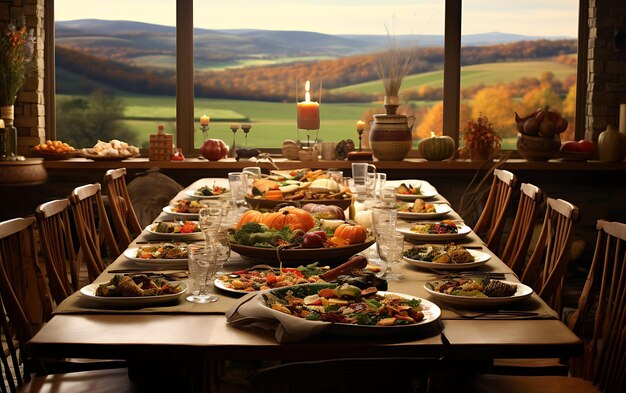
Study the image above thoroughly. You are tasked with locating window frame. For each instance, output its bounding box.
[44,0,586,153]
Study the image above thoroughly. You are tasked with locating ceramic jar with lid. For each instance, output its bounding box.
[368,114,414,161]
[597,125,626,162]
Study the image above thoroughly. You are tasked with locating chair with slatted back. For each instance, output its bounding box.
[0,217,137,393]
[520,197,579,314]
[103,168,142,250]
[35,199,81,305]
[472,219,626,393]
[500,183,543,275]
[69,183,120,281]
[473,169,517,254]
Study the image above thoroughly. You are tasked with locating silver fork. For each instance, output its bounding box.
[448,307,539,319]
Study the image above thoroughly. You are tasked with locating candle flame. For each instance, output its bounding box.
[431,131,436,138]
[305,80,310,92]
[305,80,311,102]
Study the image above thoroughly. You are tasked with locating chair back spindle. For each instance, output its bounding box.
[103,168,142,249]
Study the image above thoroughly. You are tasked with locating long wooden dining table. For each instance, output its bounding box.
[27,177,582,386]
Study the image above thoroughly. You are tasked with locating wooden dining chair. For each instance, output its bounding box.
[520,197,579,314]
[500,183,543,275]
[35,199,81,305]
[69,183,120,281]
[472,169,517,254]
[0,217,137,393]
[473,219,626,393]
[103,168,142,250]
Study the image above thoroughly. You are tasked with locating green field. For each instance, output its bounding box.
[332,60,577,95]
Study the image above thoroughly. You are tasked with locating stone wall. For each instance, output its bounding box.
[0,0,45,155]
[586,0,626,136]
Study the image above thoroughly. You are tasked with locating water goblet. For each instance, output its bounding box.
[376,232,405,281]
[207,231,231,274]
[186,244,219,303]
[379,186,397,208]
[228,172,245,210]
[198,203,222,242]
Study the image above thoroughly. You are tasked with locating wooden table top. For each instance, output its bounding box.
[27,178,582,362]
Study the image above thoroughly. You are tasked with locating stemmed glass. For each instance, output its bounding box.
[186,244,219,303]
[371,208,404,281]
[198,203,222,243]
[207,231,231,275]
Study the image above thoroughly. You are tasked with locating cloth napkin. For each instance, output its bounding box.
[225,292,331,343]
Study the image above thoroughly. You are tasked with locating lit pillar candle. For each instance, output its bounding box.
[297,80,320,130]
[0,119,4,128]
[619,103,626,134]
[356,120,365,132]
[200,114,210,126]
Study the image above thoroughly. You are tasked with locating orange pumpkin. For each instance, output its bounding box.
[333,224,367,244]
[264,189,284,200]
[262,207,315,232]
[235,210,266,229]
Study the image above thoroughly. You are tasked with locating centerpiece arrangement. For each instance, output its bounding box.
[368,33,416,161]
[0,17,35,161]
[459,114,501,161]
[515,106,568,161]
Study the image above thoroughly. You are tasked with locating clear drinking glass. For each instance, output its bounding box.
[375,173,387,197]
[186,244,219,303]
[198,203,223,242]
[376,232,406,281]
[207,231,231,274]
[242,166,262,197]
[380,186,397,208]
[228,172,245,210]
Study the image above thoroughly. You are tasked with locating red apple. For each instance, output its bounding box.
[577,140,596,153]
[201,139,229,161]
[302,232,325,248]
[560,141,583,152]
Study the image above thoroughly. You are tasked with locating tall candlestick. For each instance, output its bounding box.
[297,80,320,130]
[619,103,626,134]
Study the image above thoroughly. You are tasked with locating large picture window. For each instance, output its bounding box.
[48,0,583,153]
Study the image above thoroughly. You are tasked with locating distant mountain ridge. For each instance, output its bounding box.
[56,19,574,60]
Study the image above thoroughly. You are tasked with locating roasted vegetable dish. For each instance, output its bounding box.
[173,200,207,213]
[403,243,474,264]
[263,284,426,326]
[395,183,423,195]
[194,184,228,196]
[427,277,517,298]
[150,221,200,234]
[397,199,436,213]
[410,220,458,234]
[218,263,328,292]
[95,274,182,297]
[135,243,188,259]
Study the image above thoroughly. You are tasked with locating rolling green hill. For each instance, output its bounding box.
[332,60,577,95]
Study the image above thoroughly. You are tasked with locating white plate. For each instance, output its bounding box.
[424,280,533,307]
[403,249,491,270]
[214,278,249,294]
[396,223,471,241]
[79,282,188,307]
[270,170,299,180]
[260,288,441,337]
[162,206,199,219]
[396,203,453,220]
[123,247,188,269]
[144,224,203,240]
[388,180,438,201]
[184,189,229,200]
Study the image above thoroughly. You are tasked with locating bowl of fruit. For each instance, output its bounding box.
[31,140,78,160]
[515,106,568,161]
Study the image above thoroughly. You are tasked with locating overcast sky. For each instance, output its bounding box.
[56,0,578,37]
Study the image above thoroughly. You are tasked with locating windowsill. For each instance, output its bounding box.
[41,157,626,172]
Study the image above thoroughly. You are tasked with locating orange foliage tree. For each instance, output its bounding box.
[471,85,517,138]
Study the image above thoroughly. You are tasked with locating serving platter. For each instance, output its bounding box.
[387,180,438,201]
[259,285,441,337]
[230,240,374,267]
[245,195,351,211]
[396,223,471,241]
[123,247,188,269]
[396,203,453,220]
[402,249,491,271]
[30,150,79,160]
[78,150,137,161]
[80,282,188,307]
[184,189,229,200]
[424,280,533,307]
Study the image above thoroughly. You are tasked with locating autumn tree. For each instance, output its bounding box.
[471,85,516,138]
[414,101,472,140]
[521,83,563,115]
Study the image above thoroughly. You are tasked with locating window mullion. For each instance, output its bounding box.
[176,0,194,153]
[443,0,462,143]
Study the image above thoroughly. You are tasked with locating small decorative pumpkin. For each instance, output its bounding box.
[354,210,373,229]
[262,207,316,232]
[333,223,367,244]
[282,140,300,160]
[597,125,626,162]
[301,203,345,220]
[236,210,267,229]
[418,132,456,161]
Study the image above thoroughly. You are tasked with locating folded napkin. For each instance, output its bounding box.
[225,292,331,343]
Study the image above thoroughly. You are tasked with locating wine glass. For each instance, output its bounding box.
[186,244,219,303]
[376,232,406,281]
[198,204,222,243]
[207,231,231,275]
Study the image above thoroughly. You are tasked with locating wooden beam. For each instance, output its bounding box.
[443,0,462,141]
[176,0,194,153]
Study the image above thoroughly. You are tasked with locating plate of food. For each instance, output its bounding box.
[184,184,229,200]
[80,274,187,306]
[396,220,471,241]
[215,263,330,294]
[394,182,438,201]
[79,139,140,161]
[396,200,452,220]
[424,277,532,306]
[123,243,189,269]
[245,177,351,211]
[259,283,441,336]
[162,199,209,219]
[145,221,203,240]
[402,243,491,270]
